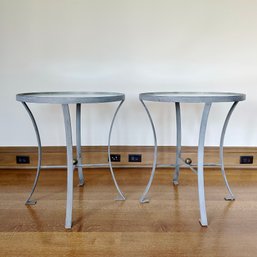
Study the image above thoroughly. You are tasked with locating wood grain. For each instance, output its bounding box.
[0,168,257,256]
[1,146,257,169]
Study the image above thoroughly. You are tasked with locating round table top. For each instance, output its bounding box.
[139,92,246,103]
[16,91,125,104]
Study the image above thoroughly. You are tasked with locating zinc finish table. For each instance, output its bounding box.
[139,92,246,226]
[16,92,126,229]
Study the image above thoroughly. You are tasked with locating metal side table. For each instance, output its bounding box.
[139,92,246,226]
[16,91,126,229]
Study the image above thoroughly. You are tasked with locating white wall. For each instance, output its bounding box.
[0,0,257,147]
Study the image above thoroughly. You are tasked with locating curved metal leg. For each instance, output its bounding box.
[220,102,239,201]
[198,103,212,227]
[22,102,42,205]
[108,100,126,201]
[139,99,158,203]
[173,102,182,185]
[62,104,74,229]
[76,104,84,186]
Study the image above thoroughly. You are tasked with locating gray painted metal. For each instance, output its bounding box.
[76,104,84,186]
[17,91,125,229]
[139,92,246,227]
[62,104,74,229]
[140,92,246,103]
[197,103,212,226]
[219,102,238,201]
[22,102,42,205]
[107,100,126,201]
[139,99,158,203]
[16,92,125,104]
[173,102,182,185]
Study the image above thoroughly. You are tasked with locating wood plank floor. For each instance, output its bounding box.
[0,168,257,256]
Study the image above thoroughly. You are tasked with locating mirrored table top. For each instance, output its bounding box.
[140,92,246,103]
[16,92,125,104]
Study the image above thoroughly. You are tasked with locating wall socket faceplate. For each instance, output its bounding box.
[16,155,30,164]
[128,154,142,162]
[240,156,254,164]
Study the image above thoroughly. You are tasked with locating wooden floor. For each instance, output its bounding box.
[0,168,257,256]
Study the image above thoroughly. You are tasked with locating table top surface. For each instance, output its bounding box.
[139,92,246,103]
[16,91,125,104]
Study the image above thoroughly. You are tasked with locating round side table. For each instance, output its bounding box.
[16,91,126,229]
[139,92,246,226]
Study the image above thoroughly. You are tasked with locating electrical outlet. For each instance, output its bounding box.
[128,154,142,162]
[16,155,30,164]
[109,154,121,162]
[240,156,253,164]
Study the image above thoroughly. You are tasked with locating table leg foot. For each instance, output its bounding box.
[140,197,150,204]
[65,222,72,230]
[173,180,179,186]
[115,195,126,201]
[78,180,85,187]
[25,199,37,205]
[224,195,235,201]
[199,219,208,227]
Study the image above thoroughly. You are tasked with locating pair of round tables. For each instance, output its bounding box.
[16,91,246,228]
